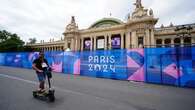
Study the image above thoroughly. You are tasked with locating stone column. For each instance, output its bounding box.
[90,37,93,51]
[75,38,78,51]
[120,33,124,49]
[131,31,137,48]
[71,38,74,51]
[145,29,150,48]
[162,39,165,47]
[104,35,107,50]
[78,38,80,51]
[151,29,155,46]
[81,38,84,51]
[171,38,174,47]
[181,38,184,47]
[108,34,112,50]
[192,36,195,45]
[126,32,130,49]
[64,39,67,50]
[93,36,96,51]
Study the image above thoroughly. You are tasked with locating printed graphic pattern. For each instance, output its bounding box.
[0,47,194,88]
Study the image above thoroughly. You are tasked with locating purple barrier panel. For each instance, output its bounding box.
[45,51,64,73]
[127,49,145,82]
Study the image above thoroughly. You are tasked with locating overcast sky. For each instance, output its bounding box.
[0,0,195,43]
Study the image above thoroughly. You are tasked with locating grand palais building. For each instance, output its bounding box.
[28,0,195,51]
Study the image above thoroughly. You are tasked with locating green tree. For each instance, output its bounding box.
[28,37,37,44]
[0,30,28,52]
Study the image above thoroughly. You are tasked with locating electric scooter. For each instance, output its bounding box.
[33,67,55,102]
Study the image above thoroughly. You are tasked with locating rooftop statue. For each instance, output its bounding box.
[134,0,143,9]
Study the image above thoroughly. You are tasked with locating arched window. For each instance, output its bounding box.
[156,39,162,47]
[184,37,191,46]
[174,38,181,47]
[164,39,171,47]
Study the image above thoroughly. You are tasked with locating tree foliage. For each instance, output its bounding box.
[0,30,33,52]
[28,37,37,44]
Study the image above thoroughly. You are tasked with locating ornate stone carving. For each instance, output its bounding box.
[149,9,153,16]
[161,24,164,28]
[170,22,174,27]
[65,16,78,32]
[132,0,148,19]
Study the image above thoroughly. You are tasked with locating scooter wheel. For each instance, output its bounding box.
[33,91,37,98]
[48,95,55,102]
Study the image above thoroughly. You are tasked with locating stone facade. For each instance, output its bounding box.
[28,0,195,51]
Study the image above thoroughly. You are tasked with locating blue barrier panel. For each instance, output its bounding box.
[145,47,180,86]
[0,53,5,66]
[179,47,195,88]
[80,50,127,80]
[63,51,80,75]
[4,52,23,67]
[161,53,180,86]
[22,52,39,69]
[145,54,161,84]
[0,46,195,88]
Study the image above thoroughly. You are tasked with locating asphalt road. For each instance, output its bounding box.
[0,66,194,110]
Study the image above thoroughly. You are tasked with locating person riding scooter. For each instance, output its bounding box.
[32,51,49,93]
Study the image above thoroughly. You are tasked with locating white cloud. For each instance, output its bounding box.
[0,0,194,43]
[146,0,195,26]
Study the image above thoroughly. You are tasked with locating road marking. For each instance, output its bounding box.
[0,73,108,101]
[0,73,38,85]
[0,73,141,110]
